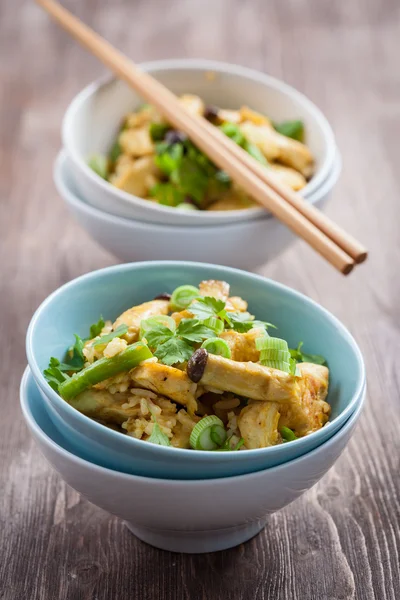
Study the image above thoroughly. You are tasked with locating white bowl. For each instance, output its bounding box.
[62,59,337,225]
[21,367,365,553]
[54,150,341,269]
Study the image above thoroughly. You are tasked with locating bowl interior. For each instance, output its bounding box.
[63,60,336,223]
[28,262,364,426]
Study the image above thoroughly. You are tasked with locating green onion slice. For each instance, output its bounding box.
[259,349,291,362]
[263,360,291,372]
[88,154,108,179]
[203,316,224,335]
[93,324,128,347]
[201,337,231,358]
[170,285,200,311]
[139,315,176,339]
[256,336,289,352]
[280,426,297,442]
[190,416,227,450]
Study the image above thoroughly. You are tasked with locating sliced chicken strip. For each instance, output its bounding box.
[238,401,280,448]
[113,299,169,343]
[130,362,198,415]
[278,362,330,435]
[239,121,314,177]
[69,388,134,424]
[220,327,264,362]
[187,350,298,403]
[269,163,307,191]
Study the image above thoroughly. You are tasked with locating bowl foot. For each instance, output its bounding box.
[125,519,267,554]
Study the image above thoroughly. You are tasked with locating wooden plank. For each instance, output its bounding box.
[0,0,399,598]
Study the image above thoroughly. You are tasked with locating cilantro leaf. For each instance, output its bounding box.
[273,120,304,142]
[190,296,229,322]
[171,156,209,204]
[93,324,128,347]
[90,316,105,339]
[44,357,71,392]
[150,182,185,207]
[289,342,326,366]
[67,334,85,370]
[176,319,216,343]
[154,337,194,366]
[144,323,175,348]
[147,422,171,446]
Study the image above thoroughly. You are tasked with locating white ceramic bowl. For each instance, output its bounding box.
[55,150,341,269]
[62,59,337,225]
[21,367,365,553]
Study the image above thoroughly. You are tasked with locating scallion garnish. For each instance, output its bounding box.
[170,285,200,311]
[190,416,227,450]
[280,426,297,442]
[201,337,231,359]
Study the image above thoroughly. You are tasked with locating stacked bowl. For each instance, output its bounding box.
[23,262,365,553]
[55,60,342,269]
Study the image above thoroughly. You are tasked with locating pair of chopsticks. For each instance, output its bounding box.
[36,0,367,275]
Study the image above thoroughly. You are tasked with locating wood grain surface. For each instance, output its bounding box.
[1,0,399,598]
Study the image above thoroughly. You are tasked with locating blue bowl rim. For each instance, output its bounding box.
[26,261,366,461]
[20,366,365,483]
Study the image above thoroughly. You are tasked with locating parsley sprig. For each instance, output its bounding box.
[143,317,216,366]
[289,342,326,366]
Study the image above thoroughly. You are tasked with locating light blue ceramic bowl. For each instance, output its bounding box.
[26,262,365,479]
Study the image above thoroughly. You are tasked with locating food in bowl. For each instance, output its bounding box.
[88,96,315,211]
[44,279,330,451]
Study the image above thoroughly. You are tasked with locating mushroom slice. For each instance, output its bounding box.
[238,401,280,448]
[278,363,330,435]
[187,350,298,403]
[130,362,197,415]
[113,299,169,343]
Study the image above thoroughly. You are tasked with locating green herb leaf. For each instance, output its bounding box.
[147,422,171,446]
[220,122,246,146]
[109,141,122,163]
[176,319,216,343]
[92,324,129,347]
[280,426,297,442]
[243,141,268,166]
[154,143,183,175]
[273,120,304,142]
[44,357,71,392]
[144,323,175,348]
[190,297,229,324]
[67,334,86,370]
[171,156,209,204]
[150,123,170,141]
[89,317,105,339]
[289,342,326,365]
[154,337,194,366]
[150,182,186,207]
[88,154,108,179]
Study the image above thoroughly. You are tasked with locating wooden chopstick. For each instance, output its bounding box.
[36,0,366,275]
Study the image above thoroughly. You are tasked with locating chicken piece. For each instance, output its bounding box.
[170,309,192,326]
[220,327,264,362]
[119,127,154,157]
[130,362,198,415]
[239,121,314,177]
[227,296,248,312]
[125,105,163,128]
[179,94,205,117]
[199,279,230,301]
[207,188,257,211]
[187,351,298,403]
[239,106,272,126]
[109,156,159,197]
[69,388,133,424]
[269,163,307,191]
[113,299,169,343]
[278,362,330,435]
[215,108,241,124]
[238,401,280,448]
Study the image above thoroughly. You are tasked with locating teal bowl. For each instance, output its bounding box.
[26,262,365,479]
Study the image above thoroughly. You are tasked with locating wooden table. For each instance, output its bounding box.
[1,0,399,598]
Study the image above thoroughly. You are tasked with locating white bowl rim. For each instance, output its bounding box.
[26,260,365,462]
[55,149,342,232]
[62,58,337,223]
[21,366,365,484]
